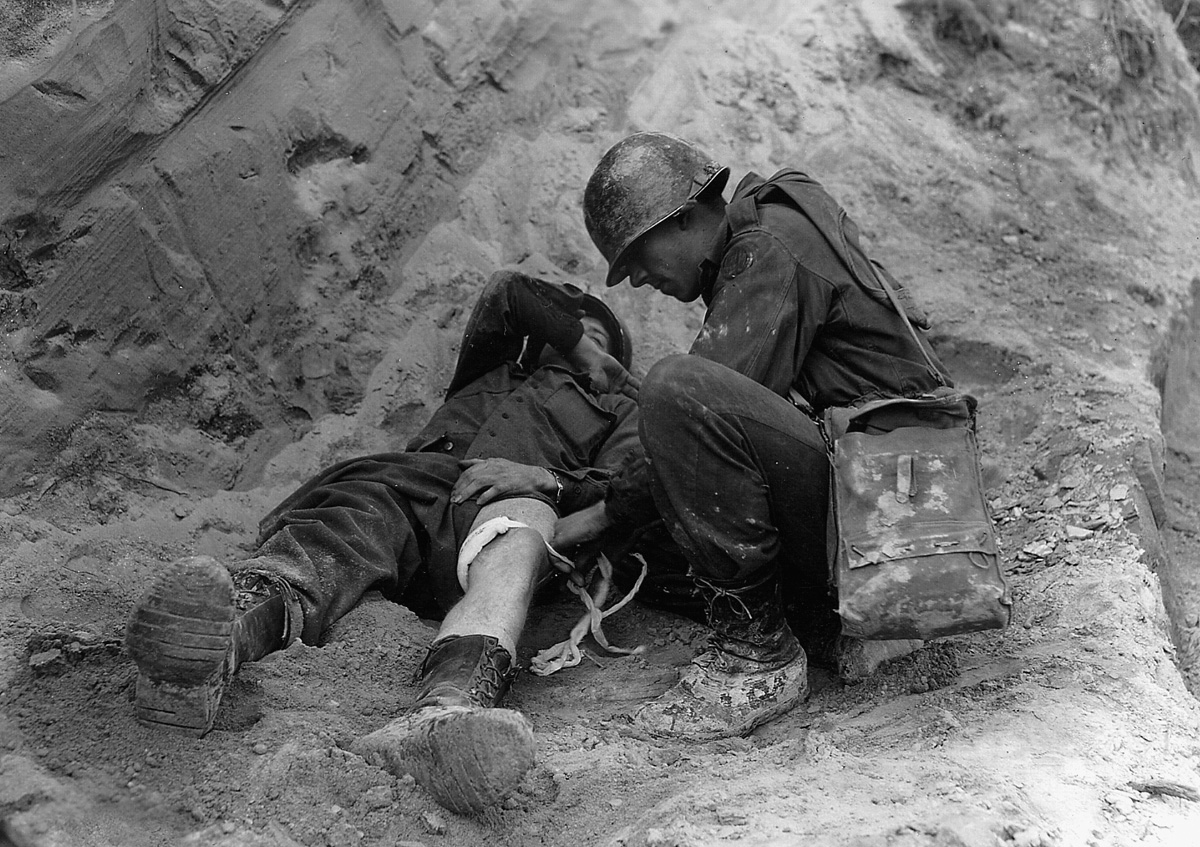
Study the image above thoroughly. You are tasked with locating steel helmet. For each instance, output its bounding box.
[579,292,633,371]
[584,132,729,287]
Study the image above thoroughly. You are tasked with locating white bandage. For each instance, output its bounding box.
[456,516,580,590]
[455,517,646,676]
[457,516,529,592]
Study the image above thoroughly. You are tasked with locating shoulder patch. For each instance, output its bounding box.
[722,244,755,278]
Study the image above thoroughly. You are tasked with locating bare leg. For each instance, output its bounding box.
[436,497,556,656]
[351,497,555,814]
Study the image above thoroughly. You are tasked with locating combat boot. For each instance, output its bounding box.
[125,556,299,736]
[633,573,809,741]
[351,634,535,814]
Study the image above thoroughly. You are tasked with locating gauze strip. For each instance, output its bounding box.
[530,553,647,677]
[455,517,646,676]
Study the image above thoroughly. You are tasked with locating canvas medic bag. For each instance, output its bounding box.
[823,391,1011,640]
[822,249,1011,639]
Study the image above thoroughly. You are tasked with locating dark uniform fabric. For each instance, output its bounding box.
[240,271,640,645]
[621,169,952,597]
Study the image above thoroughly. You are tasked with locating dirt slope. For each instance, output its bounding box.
[3,1,1200,846]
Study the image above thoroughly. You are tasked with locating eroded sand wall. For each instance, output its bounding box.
[0,0,625,492]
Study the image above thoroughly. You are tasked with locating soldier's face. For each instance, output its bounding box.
[580,316,615,358]
[624,218,704,303]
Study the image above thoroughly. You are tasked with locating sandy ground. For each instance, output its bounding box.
[3,1,1200,845]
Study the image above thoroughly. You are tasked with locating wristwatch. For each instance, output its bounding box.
[547,469,564,505]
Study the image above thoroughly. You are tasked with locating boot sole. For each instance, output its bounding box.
[353,706,536,814]
[125,557,235,736]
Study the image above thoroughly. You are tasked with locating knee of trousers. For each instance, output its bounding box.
[642,354,726,433]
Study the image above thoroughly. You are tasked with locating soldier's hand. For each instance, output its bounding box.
[595,352,641,400]
[570,341,640,401]
[451,458,555,506]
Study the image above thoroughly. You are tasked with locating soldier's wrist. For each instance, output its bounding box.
[546,468,564,504]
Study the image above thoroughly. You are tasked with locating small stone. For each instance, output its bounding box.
[253,742,269,755]
[1109,484,1128,501]
[28,649,62,671]
[421,811,446,835]
[1065,525,1092,539]
[362,786,393,811]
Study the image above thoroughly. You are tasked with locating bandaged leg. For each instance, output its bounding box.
[451,502,647,676]
[439,498,556,656]
[354,499,552,813]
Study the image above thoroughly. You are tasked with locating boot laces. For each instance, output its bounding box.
[695,576,754,622]
[230,570,299,609]
[230,569,300,646]
[230,572,275,609]
[469,643,516,704]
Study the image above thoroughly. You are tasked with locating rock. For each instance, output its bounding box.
[420,812,446,835]
[28,649,63,672]
[360,785,393,811]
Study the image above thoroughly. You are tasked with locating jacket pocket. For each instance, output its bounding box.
[541,383,614,464]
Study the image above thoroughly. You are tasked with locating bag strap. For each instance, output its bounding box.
[862,249,947,388]
[825,208,947,389]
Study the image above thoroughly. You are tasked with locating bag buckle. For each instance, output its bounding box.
[896,454,914,503]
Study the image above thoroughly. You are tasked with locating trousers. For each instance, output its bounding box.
[232,453,484,645]
[639,355,829,598]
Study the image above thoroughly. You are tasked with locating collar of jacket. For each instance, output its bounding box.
[699,170,769,305]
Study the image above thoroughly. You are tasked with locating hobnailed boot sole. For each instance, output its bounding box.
[352,705,536,814]
[125,557,236,736]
